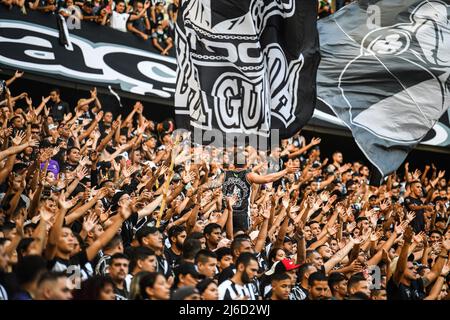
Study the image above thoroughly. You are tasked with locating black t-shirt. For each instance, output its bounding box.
[48,250,93,281]
[404,197,425,233]
[386,277,426,300]
[49,100,70,122]
[164,247,182,270]
[114,284,129,300]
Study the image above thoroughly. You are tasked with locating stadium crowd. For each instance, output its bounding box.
[0,0,357,55]
[0,71,449,301]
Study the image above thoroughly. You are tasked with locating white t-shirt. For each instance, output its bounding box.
[110,11,130,32]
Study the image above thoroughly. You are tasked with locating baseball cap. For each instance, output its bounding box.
[265,258,300,276]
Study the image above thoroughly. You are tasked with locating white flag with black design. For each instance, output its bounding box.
[317,0,450,183]
[175,0,320,145]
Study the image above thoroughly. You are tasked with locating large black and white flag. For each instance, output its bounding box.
[317,0,450,182]
[175,0,320,146]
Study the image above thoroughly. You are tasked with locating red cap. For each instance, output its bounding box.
[281,258,300,271]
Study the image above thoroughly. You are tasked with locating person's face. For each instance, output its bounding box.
[143,232,163,251]
[330,240,339,253]
[98,283,115,300]
[46,277,73,300]
[68,148,81,163]
[349,280,371,298]
[13,116,24,128]
[0,245,9,271]
[147,138,157,149]
[104,112,113,124]
[403,261,418,281]
[118,194,131,208]
[372,289,387,300]
[334,279,348,297]
[333,153,343,164]
[109,258,129,282]
[218,255,233,271]
[57,227,76,254]
[430,232,442,244]
[50,91,59,102]
[138,255,157,272]
[133,150,142,163]
[310,223,321,237]
[273,249,286,263]
[304,226,312,240]
[361,166,369,176]
[240,260,259,284]
[283,241,294,254]
[135,1,143,11]
[310,280,329,300]
[311,182,319,192]
[308,252,324,270]
[116,2,125,13]
[207,228,222,246]
[119,135,127,145]
[198,257,218,278]
[174,231,187,249]
[412,183,423,197]
[201,282,219,300]
[237,240,253,256]
[286,269,298,285]
[1,107,10,118]
[10,174,24,192]
[272,279,292,300]
[147,275,170,300]
[180,273,199,287]
[318,246,333,260]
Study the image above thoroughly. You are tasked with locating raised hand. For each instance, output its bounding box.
[438,170,446,179]
[14,70,24,79]
[95,110,104,122]
[76,166,89,181]
[406,211,416,223]
[346,221,356,233]
[181,171,196,185]
[11,131,26,146]
[310,137,321,146]
[82,211,99,233]
[90,87,97,99]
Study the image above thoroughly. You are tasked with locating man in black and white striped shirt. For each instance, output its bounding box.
[218,253,259,300]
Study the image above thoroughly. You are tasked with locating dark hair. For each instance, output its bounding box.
[195,249,217,265]
[110,253,129,264]
[50,88,60,96]
[136,227,160,245]
[203,223,221,236]
[139,272,164,299]
[215,247,232,261]
[268,247,285,268]
[15,255,47,285]
[328,272,347,293]
[104,234,123,251]
[182,238,202,261]
[168,225,186,243]
[298,263,314,281]
[235,252,257,269]
[129,247,156,272]
[73,275,115,300]
[308,271,327,287]
[186,232,204,241]
[430,229,443,236]
[196,278,217,294]
[347,272,366,291]
[271,272,291,283]
[230,237,251,258]
[37,271,67,287]
[17,238,35,261]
